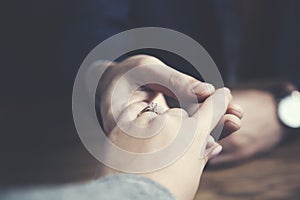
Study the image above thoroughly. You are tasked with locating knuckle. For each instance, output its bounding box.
[237,148,253,159]
[169,73,190,92]
[228,136,243,149]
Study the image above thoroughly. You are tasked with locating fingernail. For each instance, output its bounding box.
[224,120,240,132]
[211,145,223,157]
[228,104,244,119]
[205,83,215,93]
[223,87,231,93]
[207,135,215,143]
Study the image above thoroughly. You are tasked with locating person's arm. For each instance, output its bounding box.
[0,174,176,200]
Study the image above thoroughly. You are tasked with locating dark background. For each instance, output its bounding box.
[0,0,299,186]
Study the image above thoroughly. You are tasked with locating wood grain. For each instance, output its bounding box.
[196,136,300,200]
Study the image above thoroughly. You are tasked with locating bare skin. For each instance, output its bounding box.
[94,55,243,200]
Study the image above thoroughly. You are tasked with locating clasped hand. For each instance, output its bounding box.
[94,55,243,200]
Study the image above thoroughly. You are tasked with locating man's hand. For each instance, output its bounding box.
[209,89,283,166]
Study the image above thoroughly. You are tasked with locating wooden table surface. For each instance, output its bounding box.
[196,136,300,200]
[1,99,299,199]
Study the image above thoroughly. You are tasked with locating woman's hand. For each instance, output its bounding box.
[99,88,235,200]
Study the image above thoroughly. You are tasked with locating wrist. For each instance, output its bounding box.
[263,82,300,129]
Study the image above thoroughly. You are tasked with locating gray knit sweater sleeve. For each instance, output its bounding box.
[0,174,176,200]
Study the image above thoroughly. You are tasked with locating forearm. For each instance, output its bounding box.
[0,174,176,200]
